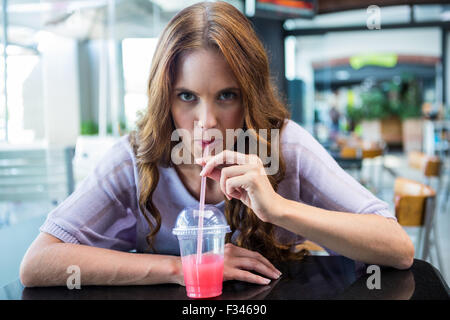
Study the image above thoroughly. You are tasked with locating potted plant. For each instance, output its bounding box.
[398,75,423,152]
[346,103,363,133]
[380,80,403,148]
[359,87,389,142]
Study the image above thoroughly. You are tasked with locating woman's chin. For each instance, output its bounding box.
[193,149,216,159]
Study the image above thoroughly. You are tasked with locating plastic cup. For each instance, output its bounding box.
[172,205,231,298]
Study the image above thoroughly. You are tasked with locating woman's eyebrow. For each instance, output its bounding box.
[217,87,240,93]
[173,87,240,94]
[174,87,198,95]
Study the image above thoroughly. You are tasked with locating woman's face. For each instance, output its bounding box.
[170,48,244,161]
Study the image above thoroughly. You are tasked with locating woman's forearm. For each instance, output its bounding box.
[20,242,183,287]
[271,196,415,270]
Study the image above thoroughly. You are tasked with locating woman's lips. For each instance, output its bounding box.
[201,137,215,148]
[195,137,220,150]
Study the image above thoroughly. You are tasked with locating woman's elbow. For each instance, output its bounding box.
[394,237,415,270]
[19,257,37,287]
[20,232,63,287]
[19,248,45,287]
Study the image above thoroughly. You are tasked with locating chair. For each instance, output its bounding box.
[408,151,442,181]
[362,142,385,194]
[339,141,385,193]
[340,146,359,159]
[407,151,443,203]
[338,146,363,181]
[361,145,384,159]
[394,177,444,273]
[407,151,447,246]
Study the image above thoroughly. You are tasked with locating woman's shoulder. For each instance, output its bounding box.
[99,134,135,165]
[280,119,315,148]
[91,134,138,185]
[279,119,333,164]
[280,118,343,176]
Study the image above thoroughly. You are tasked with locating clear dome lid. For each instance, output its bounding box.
[172,205,231,236]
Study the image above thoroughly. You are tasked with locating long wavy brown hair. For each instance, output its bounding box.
[129,1,307,262]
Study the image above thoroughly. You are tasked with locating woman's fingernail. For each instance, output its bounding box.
[263,278,271,284]
[199,168,206,176]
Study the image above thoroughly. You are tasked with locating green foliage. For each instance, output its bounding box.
[347,74,423,125]
[398,75,422,119]
[383,80,402,116]
[80,121,128,135]
[360,87,389,120]
[106,121,127,134]
[80,121,98,135]
[346,103,363,124]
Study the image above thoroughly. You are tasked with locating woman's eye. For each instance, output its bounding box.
[218,92,236,101]
[178,92,196,102]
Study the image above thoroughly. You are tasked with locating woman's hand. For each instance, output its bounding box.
[196,150,284,223]
[223,243,281,285]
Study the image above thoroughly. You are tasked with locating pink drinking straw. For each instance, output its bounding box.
[196,143,210,264]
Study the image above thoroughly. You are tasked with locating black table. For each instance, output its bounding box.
[1,256,448,300]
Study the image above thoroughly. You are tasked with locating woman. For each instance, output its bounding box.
[20,1,414,287]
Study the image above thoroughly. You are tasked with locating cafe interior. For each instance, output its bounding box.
[0,0,449,294]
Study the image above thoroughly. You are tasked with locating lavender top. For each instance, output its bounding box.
[40,120,395,256]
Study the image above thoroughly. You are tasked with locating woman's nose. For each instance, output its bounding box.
[197,104,218,129]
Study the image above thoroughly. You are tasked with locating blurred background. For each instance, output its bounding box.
[0,0,449,290]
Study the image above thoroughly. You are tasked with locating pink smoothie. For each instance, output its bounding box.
[181,253,224,298]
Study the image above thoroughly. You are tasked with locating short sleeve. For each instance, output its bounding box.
[297,134,396,221]
[39,137,138,252]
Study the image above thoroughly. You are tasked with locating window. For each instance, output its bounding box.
[121,38,158,131]
[0,48,42,143]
